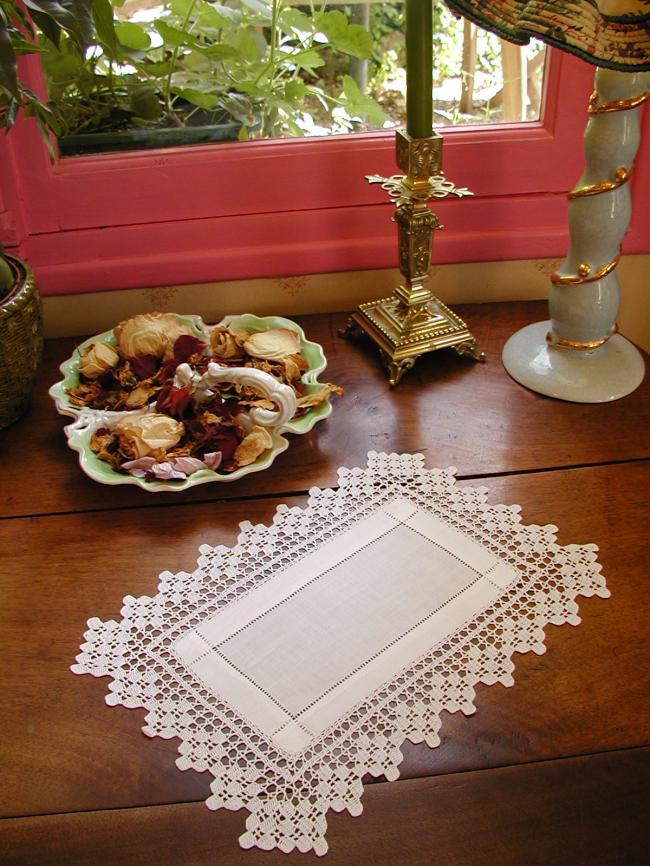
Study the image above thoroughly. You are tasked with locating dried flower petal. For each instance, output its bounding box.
[287,352,308,372]
[169,457,209,475]
[173,334,206,362]
[202,451,223,470]
[115,413,184,459]
[124,383,157,410]
[122,455,211,480]
[78,342,120,380]
[114,313,196,360]
[296,383,344,409]
[67,382,102,408]
[232,425,273,467]
[150,462,187,481]
[129,354,159,380]
[243,328,301,360]
[282,356,302,383]
[156,384,193,420]
[210,326,248,359]
[121,456,158,477]
[237,396,276,411]
[190,421,241,462]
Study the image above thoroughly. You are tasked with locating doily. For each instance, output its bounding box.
[72,452,608,856]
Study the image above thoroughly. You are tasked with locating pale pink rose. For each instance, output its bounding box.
[243,328,300,360]
[78,342,120,379]
[114,313,196,360]
[115,413,184,459]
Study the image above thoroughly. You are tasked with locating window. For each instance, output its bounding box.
[46,1,548,155]
[1,46,649,297]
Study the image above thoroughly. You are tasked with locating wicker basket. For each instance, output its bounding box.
[0,255,43,429]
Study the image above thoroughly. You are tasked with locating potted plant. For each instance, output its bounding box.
[41,0,385,155]
[0,0,94,427]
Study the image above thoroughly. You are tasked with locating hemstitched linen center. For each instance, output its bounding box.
[173,496,517,750]
[217,523,477,716]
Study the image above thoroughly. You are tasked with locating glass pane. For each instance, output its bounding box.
[42,0,547,156]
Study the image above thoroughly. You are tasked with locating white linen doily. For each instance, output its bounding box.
[72,452,608,856]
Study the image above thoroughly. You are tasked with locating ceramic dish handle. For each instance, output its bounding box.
[174,361,297,429]
[63,408,130,438]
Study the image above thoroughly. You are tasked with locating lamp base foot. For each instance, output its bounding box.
[502,321,645,403]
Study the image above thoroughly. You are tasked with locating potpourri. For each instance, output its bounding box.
[68,313,342,482]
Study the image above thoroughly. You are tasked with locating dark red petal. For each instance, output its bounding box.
[159,357,180,379]
[130,354,160,380]
[174,334,206,362]
[192,425,241,462]
[156,384,194,420]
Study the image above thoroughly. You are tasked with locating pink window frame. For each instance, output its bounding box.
[1,49,648,297]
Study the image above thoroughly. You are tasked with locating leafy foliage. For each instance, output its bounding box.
[0,0,93,140]
[40,0,387,143]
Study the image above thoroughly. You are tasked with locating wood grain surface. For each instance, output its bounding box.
[2,302,649,518]
[1,301,648,864]
[2,749,648,866]
[2,463,648,816]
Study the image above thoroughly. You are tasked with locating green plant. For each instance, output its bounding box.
[41,0,386,145]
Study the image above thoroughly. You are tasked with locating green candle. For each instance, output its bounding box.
[406,0,433,139]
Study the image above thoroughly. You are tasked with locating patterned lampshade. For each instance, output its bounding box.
[444,0,650,70]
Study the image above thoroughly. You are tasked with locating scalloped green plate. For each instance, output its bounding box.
[49,313,335,491]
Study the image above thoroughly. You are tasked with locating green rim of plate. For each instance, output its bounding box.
[65,415,291,492]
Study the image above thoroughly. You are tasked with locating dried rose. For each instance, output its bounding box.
[232,425,273,467]
[210,326,249,359]
[114,413,184,459]
[78,342,120,380]
[282,356,303,384]
[90,429,121,468]
[243,328,301,360]
[67,382,102,408]
[114,313,196,360]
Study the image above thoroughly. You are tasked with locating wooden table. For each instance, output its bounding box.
[1,301,649,865]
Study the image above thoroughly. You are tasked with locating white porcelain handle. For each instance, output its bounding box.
[63,408,128,439]
[173,361,297,429]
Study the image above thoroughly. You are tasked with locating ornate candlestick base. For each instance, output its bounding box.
[342,130,483,386]
[343,296,483,387]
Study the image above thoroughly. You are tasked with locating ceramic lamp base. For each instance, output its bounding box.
[502,320,645,403]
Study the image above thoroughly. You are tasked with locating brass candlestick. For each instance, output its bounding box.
[342,130,484,386]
